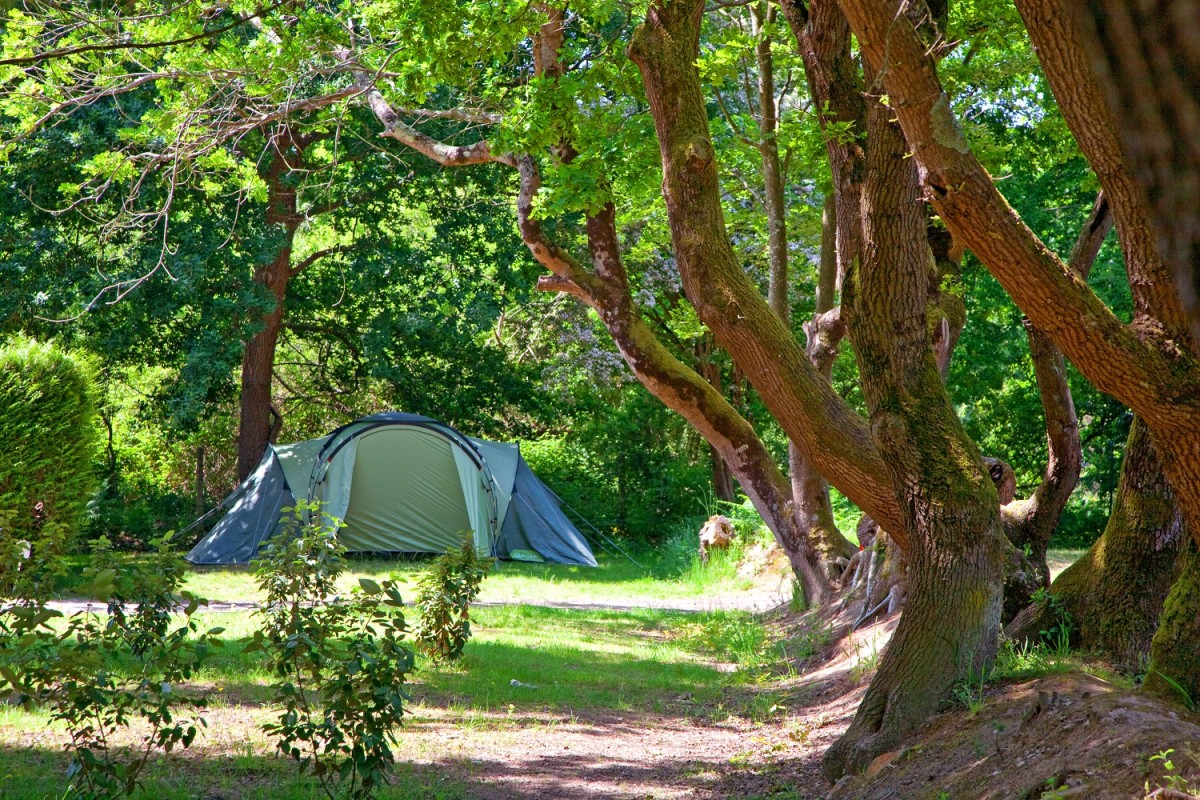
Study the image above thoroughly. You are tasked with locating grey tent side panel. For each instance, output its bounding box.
[497,459,597,566]
[186,450,296,565]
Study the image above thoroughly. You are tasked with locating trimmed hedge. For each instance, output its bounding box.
[0,337,99,563]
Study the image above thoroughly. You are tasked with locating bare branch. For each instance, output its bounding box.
[290,245,349,278]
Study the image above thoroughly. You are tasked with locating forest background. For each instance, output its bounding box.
[0,0,1130,555]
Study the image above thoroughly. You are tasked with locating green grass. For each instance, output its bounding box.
[176,543,758,608]
[1046,548,1087,581]
[0,593,773,799]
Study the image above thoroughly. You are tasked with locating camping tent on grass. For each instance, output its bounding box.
[186,412,597,567]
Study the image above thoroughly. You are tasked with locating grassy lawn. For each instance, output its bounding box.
[177,545,760,608]
[1047,548,1087,581]
[0,596,773,800]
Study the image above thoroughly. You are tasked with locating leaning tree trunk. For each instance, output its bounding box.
[628,0,908,544]
[1010,417,1185,670]
[750,9,855,571]
[822,75,1006,781]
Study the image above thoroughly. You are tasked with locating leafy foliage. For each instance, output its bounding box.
[249,503,413,800]
[0,336,99,566]
[0,532,217,799]
[413,538,492,663]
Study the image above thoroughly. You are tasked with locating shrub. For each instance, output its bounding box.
[413,538,492,662]
[0,532,217,799]
[0,337,99,569]
[249,503,413,800]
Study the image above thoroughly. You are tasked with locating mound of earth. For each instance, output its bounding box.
[828,672,1200,800]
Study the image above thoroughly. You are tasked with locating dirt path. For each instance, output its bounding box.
[44,574,797,617]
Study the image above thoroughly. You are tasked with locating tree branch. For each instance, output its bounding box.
[290,245,348,278]
[834,0,1200,430]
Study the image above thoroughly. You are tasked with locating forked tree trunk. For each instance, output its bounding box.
[822,80,1005,781]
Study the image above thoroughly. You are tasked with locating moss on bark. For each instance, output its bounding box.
[1019,417,1184,669]
[1146,544,1200,702]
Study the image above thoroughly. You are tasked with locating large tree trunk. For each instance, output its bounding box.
[236,147,300,481]
[518,184,832,602]
[1066,0,1200,345]
[834,0,1200,540]
[822,78,1006,781]
[1010,417,1185,671]
[237,234,294,480]
[1148,543,1200,701]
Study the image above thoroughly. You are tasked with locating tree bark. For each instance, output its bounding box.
[1148,541,1200,701]
[518,170,832,602]
[748,7,854,570]
[355,8,836,601]
[1002,194,1110,610]
[822,79,1006,780]
[1064,0,1200,345]
[1011,417,1185,672]
[833,0,1200,545]
[236,139,300,481]
[628,0,906,543]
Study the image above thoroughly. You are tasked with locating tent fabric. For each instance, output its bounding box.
[186,413,596,567]
[339,427,474,552]
[185,448,293,565]
[450,443,494,554]
[495,459,597,566]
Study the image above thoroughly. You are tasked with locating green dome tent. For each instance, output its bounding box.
[186,413,597,566]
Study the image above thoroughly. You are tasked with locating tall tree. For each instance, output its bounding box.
[832,0,1200,703]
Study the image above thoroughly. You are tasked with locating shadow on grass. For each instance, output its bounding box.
[0,743,474,800]
[0,740,823,800]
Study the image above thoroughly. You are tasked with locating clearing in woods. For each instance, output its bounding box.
[3,548,1198,799]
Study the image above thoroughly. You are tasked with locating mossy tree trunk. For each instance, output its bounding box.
[837,0,1200,695]
[821,79,1006,780]
[1017,417,1186,670]
[1148,544,1200,701]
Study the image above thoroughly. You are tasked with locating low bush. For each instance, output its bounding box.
[413,538,492,662]
[0,532,218,799]
[249,503,413,800]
